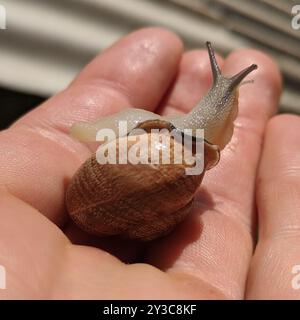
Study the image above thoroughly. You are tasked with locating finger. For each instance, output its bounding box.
[158,49,224,116]
[0,28,183,226]
[247,114,300,299]
[146,49,282,299]
[203,49,282,229]
[14,27,183,134]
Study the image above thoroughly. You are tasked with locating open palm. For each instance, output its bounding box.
[0,28,290,299]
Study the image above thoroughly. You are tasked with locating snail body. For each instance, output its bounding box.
[66,42,257,241]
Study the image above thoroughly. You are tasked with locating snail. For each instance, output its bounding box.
[66,42,257,241]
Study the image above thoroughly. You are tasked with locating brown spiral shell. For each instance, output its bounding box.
[66,132,218,241]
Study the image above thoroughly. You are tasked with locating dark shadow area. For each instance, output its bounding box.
[0,87,46,129]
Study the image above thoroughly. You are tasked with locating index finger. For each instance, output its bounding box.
[0,28,183,225]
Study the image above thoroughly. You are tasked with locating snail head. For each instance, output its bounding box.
[178,42,258,150]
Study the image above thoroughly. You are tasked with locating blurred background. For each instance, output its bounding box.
[0,0,299,129]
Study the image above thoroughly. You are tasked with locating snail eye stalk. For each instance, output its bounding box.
[230,64,258,89]
[206,41,221,84]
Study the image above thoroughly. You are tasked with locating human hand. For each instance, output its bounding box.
[0,28,283,299]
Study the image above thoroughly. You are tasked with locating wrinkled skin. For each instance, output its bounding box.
[0,28,299,299]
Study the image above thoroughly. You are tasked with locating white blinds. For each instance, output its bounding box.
[0,0,299,113]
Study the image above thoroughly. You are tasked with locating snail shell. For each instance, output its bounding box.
[66,42,257,241]
[66,131,219,240]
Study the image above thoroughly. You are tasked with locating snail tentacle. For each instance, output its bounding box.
[206,41,222,83]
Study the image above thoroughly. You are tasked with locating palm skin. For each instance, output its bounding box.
[0,28,299,300]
